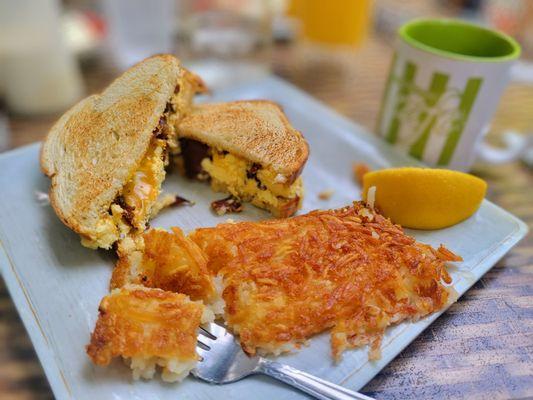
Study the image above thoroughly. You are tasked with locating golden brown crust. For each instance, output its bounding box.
[41,55,205,249]
[86,286,202,365]
[273,195,302,218]
[190,202,461,360]
[183,68,208,95]
[110,228,216,303]
[178,100,309,184]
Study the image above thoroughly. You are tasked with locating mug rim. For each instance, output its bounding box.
[399,18,521,63]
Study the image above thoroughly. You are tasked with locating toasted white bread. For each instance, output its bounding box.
[178,101,308,183]
[176,101,309,217]
[41,55,205,249]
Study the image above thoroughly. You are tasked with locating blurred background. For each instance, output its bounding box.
[0,1,533,399]
[0,0,532,169]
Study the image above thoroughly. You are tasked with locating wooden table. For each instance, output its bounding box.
[1,35,532,400]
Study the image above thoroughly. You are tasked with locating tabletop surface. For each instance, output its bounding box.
[1,28,532,400]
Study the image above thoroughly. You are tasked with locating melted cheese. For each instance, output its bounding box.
[121,139,166,230]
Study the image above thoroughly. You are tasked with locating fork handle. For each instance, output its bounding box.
[256,359,374,400]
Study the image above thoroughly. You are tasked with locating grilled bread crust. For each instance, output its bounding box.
[177,100,309,184]
[40,55,204,248]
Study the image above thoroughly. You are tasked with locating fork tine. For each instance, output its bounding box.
[206,321,229,337]
[197,339,210,351]
[195,346,209,361]
[199,326,216,340]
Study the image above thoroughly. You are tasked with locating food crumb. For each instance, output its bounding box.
[35,191,50,206]
[318,189,334,200]
[353,162,370,185]
[211,196,243,216]
[171,195,194,207]
[367,186,377,209]
[358,207,374,221]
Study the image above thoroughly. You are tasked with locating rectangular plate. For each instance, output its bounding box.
[0,76,528,400]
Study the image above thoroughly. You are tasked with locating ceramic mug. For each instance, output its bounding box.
[377,19,521,171]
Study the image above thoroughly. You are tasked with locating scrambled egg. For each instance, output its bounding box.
[201,150,303,217]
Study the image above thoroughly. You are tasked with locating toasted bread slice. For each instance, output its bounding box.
[176,101,309,217]
[178,100,308,182]
[41,55,205,249]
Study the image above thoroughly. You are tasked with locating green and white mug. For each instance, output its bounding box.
[377,19,521,171]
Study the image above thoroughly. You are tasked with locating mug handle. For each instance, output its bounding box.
[477,63,533,165]
[477,130,533,164]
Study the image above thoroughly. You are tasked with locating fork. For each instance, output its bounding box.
[193,323,374,400]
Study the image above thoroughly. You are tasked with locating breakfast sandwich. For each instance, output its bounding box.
[190,202,461,360]
[87,285,213,382]
[111,228,224,315]
[41,54,206,249]
[176,101,309,218]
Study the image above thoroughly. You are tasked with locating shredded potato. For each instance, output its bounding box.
[190,201,461,360]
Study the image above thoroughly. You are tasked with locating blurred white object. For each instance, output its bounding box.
[101,0,176,69]
[62,10,105,58]
[187,59,269,91]
[181,0,273,90]
[511,60,533,84]
[189,10,261,57]
[0,0,84,115]
[477,130,533,164]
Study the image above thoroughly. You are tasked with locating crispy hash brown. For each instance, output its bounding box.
[111,228,221,311]
[87,285,212,382]
[190,201,461,360]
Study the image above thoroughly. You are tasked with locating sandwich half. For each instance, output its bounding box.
[41,55,206,249]
[176,100,309,218]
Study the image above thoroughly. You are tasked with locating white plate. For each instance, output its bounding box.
[0,76,527,400]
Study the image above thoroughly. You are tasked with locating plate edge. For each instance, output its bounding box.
[346,211,529,391]
[0,240,71,400]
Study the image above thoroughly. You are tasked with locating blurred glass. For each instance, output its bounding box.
[178,0,275,90]
[290,0,373,46]
[101,0,176,69]
[0,0,84,115]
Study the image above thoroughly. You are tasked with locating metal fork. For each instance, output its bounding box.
[193,323,374,400]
